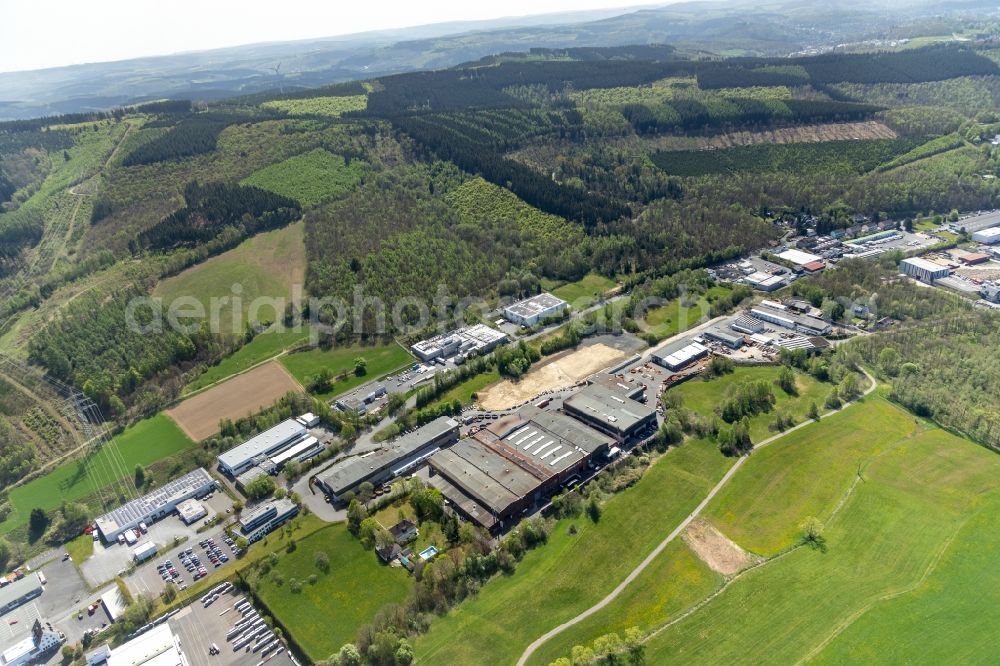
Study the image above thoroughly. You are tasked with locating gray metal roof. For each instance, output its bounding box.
[504,292,567,319]
[429,439,537,514]
[563,384,655,434]
[316,416,458,495]
[218,419,305,471]
[0,575,41,611]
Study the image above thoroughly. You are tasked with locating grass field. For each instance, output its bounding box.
[414,438,734,664]
[529,397,1000,665]
[279,342,413,399]
[184,327,311,395]
[66,532,94,563]
[256,525,410,662]
[262,96,368,117]
[639,399,1000,664]
[545,273,618,305]
[241,149,366,207]
[670,365,830,442]
[425,369,500,410]
[639,285,730,339]
[153,221,306,335]
[0,414,193,534]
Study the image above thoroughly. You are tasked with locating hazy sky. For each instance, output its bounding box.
[0,0,665,73]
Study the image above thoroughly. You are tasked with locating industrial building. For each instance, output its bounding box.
[955,210,1000,234]
[217,418,306,477]
[731,315,764,334]
[777,248,823,267]
[104,623,188,666]
[587,373,646,401]
[269,435,324,467]
[0,620,62,666]
[972,227,1000,244]
[334,383,387,415]
[562,384,657,443]
[95,468,216,543]
[749,304,832,336]
[0,576,42,617]
[238,498,299,543]
[410,324,508,363]
[428,411,614,532]
[502,292,568,326]
[900,257,950,284]
[652,338,709,371]
[315,416,459,503]
[745,271,784,292]
[703,327,744,349]
[981,284,1000,303]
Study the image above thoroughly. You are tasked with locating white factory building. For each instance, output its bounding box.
[95,468,216,543]
[652,338,709,371]
[411,324,508,363]
[100,624,189,666]
[900,257,950,283]
[502,292,568,326]
[972,227,1000,244]
[776,248,823,267]
[217,418,306,477]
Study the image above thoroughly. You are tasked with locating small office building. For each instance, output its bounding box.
[238,498,299,543]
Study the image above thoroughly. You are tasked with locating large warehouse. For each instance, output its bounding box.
[749,304,832,336]
[105,624,188,666]
[217,418,307,477]
[652,338,709,371]
[502,293,568,326]
[0,576,42,617]
[972,227,1000,244]
[315,416,459,503]
[428,411,614,532]
[900,257,950,283]
[562,384,657,443]
[95,468,216,543]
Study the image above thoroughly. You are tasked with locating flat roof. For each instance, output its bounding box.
[504,292,567,318]
[0,576,40,612]
[428,474,498,530]
[478,410,612,477]
[429,439,539,514]
[316,416,457,494]
[218,419,305,471]
[586,374,645,401]
[777,248,823,266]
[705,327,744,344]
[108,624,183,666]
[654,337,709,368]
[96,468,214,536]
[563,384,655,433]
[269,435,321,465]
[750,305,830,332]
[973,226,1000,237]
[901,256,950,272]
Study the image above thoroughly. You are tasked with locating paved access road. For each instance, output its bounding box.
[516,368,877,666]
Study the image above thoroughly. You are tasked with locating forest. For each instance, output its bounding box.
[137,180,300,250]
[121,111,273,166]
[793,259,1000,450]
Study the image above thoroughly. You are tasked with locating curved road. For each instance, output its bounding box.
[516,368,877,666]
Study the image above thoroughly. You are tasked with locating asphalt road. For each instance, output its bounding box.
[515,368,877,666]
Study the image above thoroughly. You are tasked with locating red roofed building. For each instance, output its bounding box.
[958,252,990,265]
[801,260,826,273]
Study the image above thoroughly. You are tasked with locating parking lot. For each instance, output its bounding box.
[130,530,242,598]
[169,588,294,666]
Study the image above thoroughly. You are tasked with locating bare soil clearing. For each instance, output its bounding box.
[683,518,760,576]
[166,360,302,440]
[479,343,626,410]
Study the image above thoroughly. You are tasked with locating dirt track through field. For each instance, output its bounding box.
[478,343,626,411]
[166,360,302,440]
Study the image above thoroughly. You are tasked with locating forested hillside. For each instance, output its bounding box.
[4,42,1000,424]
